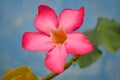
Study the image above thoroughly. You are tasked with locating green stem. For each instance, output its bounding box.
[42,55,80,80]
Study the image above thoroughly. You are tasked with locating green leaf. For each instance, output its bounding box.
[84,30,99,47]
[2,66,39,80]
[77,18,120,68]
[95,18,120,52]
[77,48,102,68]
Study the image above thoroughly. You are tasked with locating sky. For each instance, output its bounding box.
[0,0,120,80]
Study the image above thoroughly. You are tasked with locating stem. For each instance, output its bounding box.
[42,55,80,80]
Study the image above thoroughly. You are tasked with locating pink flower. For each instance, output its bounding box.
[22,5,94,73]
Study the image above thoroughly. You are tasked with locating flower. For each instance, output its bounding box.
[22,5,94,73]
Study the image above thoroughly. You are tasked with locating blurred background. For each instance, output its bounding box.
[0,0,120,80]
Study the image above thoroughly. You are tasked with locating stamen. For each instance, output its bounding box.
[51,29,67,44]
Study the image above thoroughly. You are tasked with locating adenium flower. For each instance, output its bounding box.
[22,5,94,73]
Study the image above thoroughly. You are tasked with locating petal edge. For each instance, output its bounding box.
[45,44,67,73]
[34,5,58,35]
[22,32,55,51]
[65,32,94,55]
[58,7,84,33]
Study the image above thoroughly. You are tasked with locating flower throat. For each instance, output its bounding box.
[51,29,67,44]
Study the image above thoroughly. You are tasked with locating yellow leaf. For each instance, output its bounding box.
[2,66,39,80]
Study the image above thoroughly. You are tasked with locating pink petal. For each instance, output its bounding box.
[65,32,94,55]
[58,7,84,33]
[45,44,67,73]
[22,32,55,51]
[34,5,58,35]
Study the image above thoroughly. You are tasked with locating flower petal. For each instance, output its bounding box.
[65,32,94,55]
[34,5,58,35]
[22,32,55,51]
[58,7,84,33]
[45,44,67,73]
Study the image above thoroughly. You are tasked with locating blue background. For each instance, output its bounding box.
[0,0,120,80]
